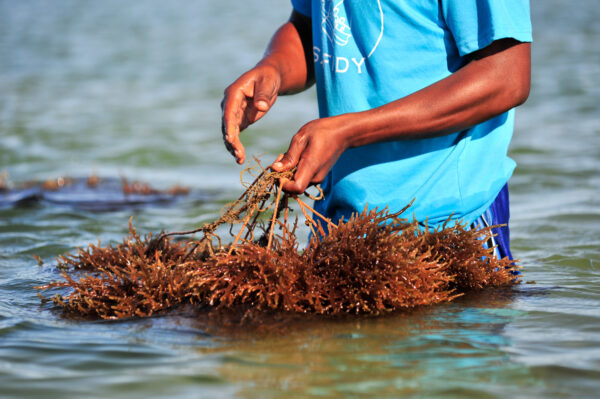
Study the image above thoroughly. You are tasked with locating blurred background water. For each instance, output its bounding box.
[1,0,599,398]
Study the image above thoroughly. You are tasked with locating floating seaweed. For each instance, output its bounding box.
[0,172,193,210]
[36,162,519,320]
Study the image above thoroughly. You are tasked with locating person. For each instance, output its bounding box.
[221,0,531,259]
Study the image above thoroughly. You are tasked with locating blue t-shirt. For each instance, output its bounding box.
[291,0,532,226]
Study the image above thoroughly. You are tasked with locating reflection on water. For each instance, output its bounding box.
[194,290,522,398]
[1,0,599,398]
[0,289,527,399]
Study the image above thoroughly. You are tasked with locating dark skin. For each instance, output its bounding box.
[222,11,531,195]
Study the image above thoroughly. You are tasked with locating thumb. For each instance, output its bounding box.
[253,79,276,112]
[271,134,307,172]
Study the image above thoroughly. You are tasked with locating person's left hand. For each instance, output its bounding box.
[271,116,349,195]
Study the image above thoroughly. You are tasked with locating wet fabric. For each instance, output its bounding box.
[472,184,513,260]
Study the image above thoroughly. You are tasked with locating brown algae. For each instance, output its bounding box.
[36,164,519,320]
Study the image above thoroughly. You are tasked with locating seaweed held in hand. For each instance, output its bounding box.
[36,164,519,319]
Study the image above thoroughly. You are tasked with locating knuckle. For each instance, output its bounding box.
[223,84,234,96]
[286,184,303,195]
[292,133,307,146]
[312,174,325,184]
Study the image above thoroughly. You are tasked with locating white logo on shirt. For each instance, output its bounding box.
[315,0,384,74]
[321,0,352,46]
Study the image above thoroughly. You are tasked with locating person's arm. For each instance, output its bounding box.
[272,39,531,194]
[221,11,313,165]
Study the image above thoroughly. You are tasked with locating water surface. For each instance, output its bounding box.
[1,1,599,398]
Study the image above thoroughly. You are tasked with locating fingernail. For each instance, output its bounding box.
[256,100,268,109]
[272,162,282,169]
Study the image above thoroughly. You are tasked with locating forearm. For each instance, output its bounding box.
[338,40,531,148]
[259,12,314,94]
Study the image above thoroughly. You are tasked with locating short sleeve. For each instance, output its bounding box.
[441,0,532,56]
[291,0,311,17]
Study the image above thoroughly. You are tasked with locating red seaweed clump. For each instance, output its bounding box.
[37,165,519,320]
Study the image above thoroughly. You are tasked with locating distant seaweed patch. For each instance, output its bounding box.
[0,172,193,210]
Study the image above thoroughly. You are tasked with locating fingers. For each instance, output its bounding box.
[271,133,320,195]
[243,78,277,128]
[282,156,315,194]
[271,117,345,195]
[221,70,279,165]
[221,87,247,164]
[271,133,307,172]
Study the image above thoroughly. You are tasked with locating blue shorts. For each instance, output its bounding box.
[471,184,513,260]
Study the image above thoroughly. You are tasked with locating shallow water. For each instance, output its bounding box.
[1,1,599,398]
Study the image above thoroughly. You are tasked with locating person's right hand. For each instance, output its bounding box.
[221,63,281,164]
